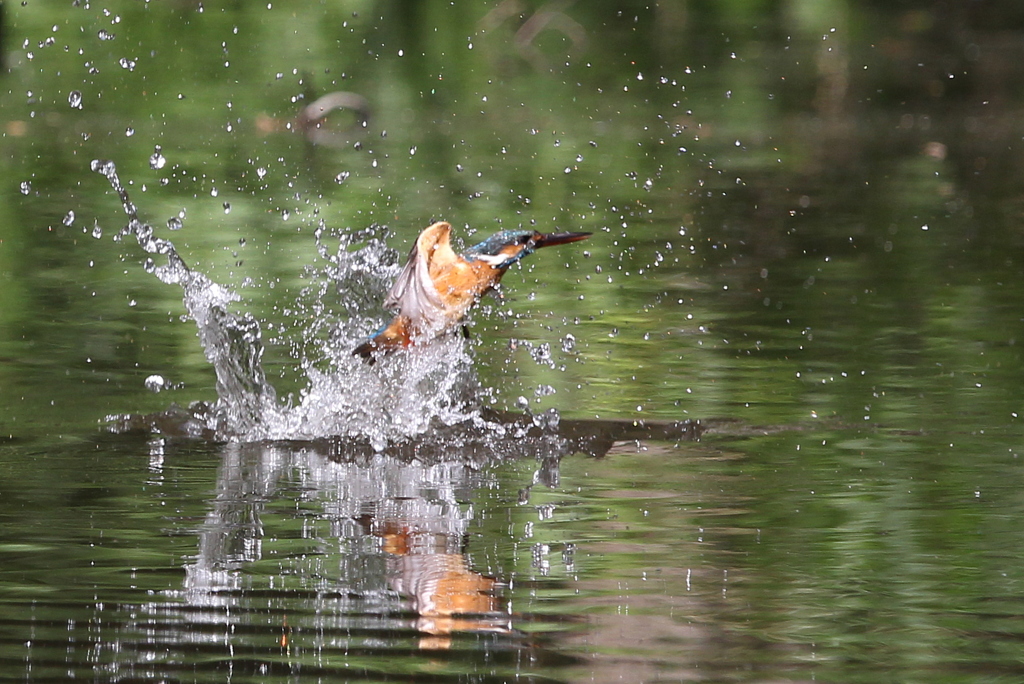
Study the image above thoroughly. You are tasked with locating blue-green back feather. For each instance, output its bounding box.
[463,230,536,269]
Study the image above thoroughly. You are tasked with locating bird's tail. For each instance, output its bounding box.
[352,315,413,361]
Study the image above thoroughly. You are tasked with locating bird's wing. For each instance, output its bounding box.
[384,239,446,332]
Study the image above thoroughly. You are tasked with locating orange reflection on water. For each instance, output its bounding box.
[379,523,505,649]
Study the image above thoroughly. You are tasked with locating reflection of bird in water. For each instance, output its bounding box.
[379,522,505,649]
[354,221,590,360]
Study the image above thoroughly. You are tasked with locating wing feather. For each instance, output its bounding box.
[383,223,448,333]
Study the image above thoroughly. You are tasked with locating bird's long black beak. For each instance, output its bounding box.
[533,231,592,248]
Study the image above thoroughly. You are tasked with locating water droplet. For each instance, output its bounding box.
[530,343,553,365]
[63,210,75,226]
[334,171,350,184]
[68,90,83,109]
[118,57,136,71]
[223,202,232,214]
[534,384,556,397]
[455,164,464,172]
[91,222,103,239]
[561,333,576,353]
[167,216,183,230]
[90,159,115,177]
[409,146,417,156]
[19,181,31,195]
[149,146,166,169]
[144,374,166,392]
[532,407,560,430]
[256,167,267,180]
[125,127,135,137]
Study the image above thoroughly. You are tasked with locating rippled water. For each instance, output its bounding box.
[3,427,723,682]
[12,419,1024,682]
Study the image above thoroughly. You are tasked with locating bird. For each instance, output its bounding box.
[353,221,590,360]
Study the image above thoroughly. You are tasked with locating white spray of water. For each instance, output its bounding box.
[92,159,485,447]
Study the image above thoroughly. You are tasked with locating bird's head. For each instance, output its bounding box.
[463,229,590,269]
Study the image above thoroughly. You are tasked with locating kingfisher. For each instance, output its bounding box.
[353,221,590,359]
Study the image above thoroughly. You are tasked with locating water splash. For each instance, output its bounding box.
[92,160,483,446]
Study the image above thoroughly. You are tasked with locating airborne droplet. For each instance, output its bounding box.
[144,374,166,392]
[68,90,83,109]
[90,159,116,177]
[149,146,166,170]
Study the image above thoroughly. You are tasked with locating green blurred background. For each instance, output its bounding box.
[4,0,1023,439]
